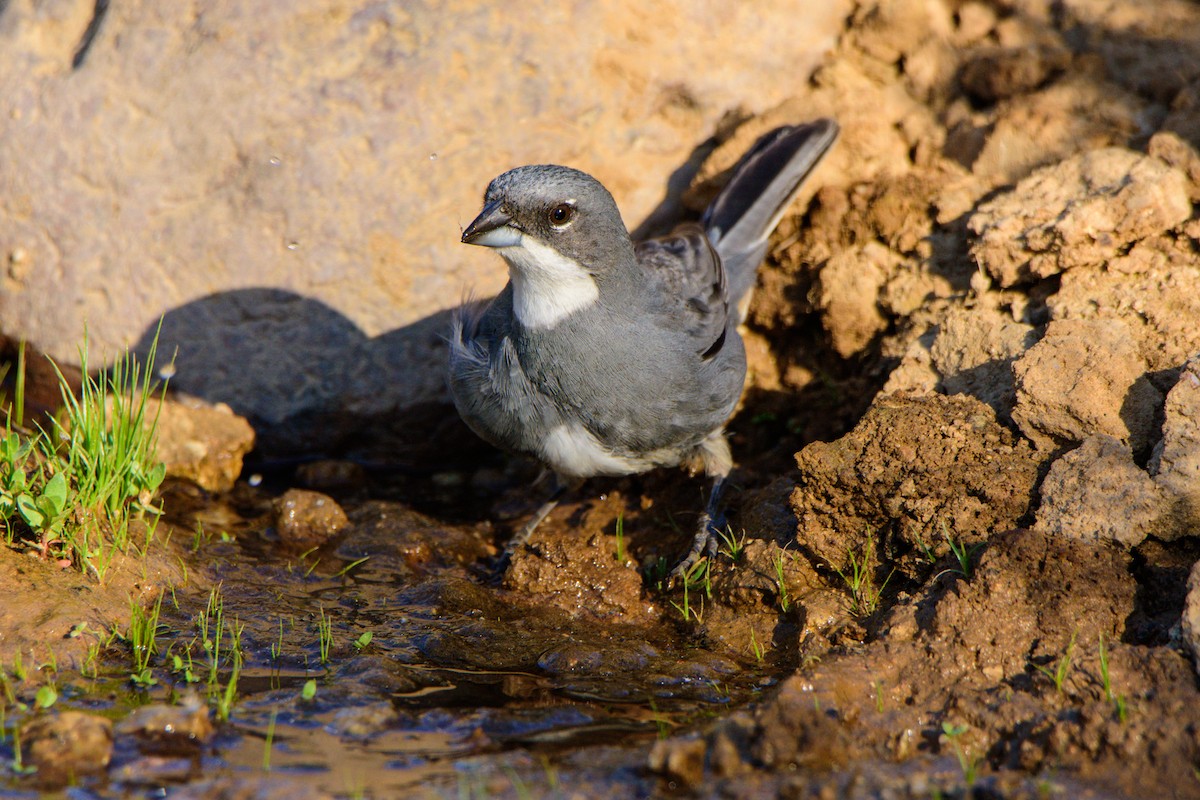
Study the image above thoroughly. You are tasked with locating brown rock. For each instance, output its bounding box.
[1033,435,1170,547]
[929,302,1038,421]
[294,459,367,493]
[114,698,214,755]
[1049,262,1200,373]
[1150,356,1200,540]
[272,489,349,551]
[21,710,113,786]
[1182,560,1200,678]
[1011,319,1163,453]
[959,44,1070,104]
[970,148,1192,287]
[792,393,1041,576]
[648,736,707,788]
[151,396,255,493]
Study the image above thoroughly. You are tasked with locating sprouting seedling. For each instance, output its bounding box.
[648,699,669,740]
[1098,633,1128,723]
[34,684,57,709]
[271,617,285,661]
[941,521,984,579]
[749,628,765,664]
[716,526,746,563]
[317,606,333,665]
[352,631,373,652]
[683,557,712,599]
[773,550,792,612]
[128,590,165,686]
[670,578,704,623]
[334,556,369,578]
[1034,631,1077,694]
[941,722,979,786]
[215,620,244,723]
[645,555,670,589]
[262,709,278,771]
[614,512,625,562]
[198,584,226,688]
[832,532,892,616]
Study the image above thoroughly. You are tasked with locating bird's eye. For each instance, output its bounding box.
[547,203,575,227]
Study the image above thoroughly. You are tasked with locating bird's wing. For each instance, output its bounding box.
[634,222,730,360]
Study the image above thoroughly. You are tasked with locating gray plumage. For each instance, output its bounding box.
[449,119,838,575]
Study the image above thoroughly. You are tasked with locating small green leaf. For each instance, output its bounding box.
[41,472,67,515]
[301,679,317,700]
[34,685,57,709]
[145,462,166,492]
[16,493,44,528]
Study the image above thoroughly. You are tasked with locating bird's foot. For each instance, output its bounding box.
[494,491,563,575]
[668,512,721,584]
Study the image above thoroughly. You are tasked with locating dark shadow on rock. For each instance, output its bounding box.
[131,288,481,467]
[629,134,724,242]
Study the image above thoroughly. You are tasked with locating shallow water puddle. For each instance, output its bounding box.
[0,481,768,796]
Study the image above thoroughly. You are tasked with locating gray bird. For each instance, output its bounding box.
[450,119,838,578]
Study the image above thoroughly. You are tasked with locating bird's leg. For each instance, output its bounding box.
[669,475,726,581]
[499,474,571,566]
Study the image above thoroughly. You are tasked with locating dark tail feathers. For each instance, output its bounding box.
[702,119,839,312]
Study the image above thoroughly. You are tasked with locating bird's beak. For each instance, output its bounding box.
[462,200,520,247]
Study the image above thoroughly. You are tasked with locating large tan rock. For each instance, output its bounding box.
[0,0,848,452]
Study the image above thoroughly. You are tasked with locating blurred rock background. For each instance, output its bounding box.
[0,0,847,454]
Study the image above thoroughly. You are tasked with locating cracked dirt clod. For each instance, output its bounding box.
[791,393,1040,578]
[1150,355,1200,539]
[1032,434,1170,547]
[1011,318,1164,454]
[969,148,1192,287]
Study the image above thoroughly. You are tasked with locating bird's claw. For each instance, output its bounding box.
[668,513,721,584]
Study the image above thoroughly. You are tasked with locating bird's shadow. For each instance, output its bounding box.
[131,288,475,467]
[129,134,744,467]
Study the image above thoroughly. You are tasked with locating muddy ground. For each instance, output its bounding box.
[4,0,1200,797]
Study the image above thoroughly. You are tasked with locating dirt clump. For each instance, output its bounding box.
[791,393,1040,579]
[1011,318,1163,455]
[647,0,1200,795]
[968,148,1192,287]
[1032,434,1171,547]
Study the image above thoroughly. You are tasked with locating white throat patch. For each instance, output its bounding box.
[497,233,599,329]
